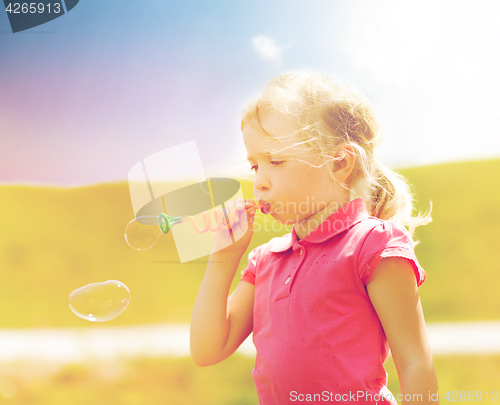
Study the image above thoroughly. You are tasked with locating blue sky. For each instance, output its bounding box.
[1,0,500,186]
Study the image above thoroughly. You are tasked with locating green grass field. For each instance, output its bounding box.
[1,354,499,404]
[0,158,500,403]
[1,158,499,327]
[401,158,500,322]
[0,176,286,328]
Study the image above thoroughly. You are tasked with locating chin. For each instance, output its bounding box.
[274,215,297,226]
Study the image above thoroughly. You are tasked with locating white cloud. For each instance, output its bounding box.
[251,35,286,64]
[342,0,500,167]
[347,0,500,90]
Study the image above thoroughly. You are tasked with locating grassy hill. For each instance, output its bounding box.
[400,157,500,322]
[0,158,499,327]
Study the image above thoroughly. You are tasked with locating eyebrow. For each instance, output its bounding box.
[246,152,272,160]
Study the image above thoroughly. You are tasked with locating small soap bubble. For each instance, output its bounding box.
[69,280,131,322]
[124,215,162,250]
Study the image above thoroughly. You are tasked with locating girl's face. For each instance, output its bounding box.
[243,113,342,226]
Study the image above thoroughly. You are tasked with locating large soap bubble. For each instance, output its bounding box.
[69,280,131,322]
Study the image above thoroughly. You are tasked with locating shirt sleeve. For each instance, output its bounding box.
[357,220,427,287]
[240,245,262,285]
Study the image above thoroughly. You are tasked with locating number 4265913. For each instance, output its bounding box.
[5,3,62,14]
[443,391,498,401]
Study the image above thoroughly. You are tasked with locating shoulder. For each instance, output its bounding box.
[355,218,426,287]
[358,217,417,259]
[351,216,415,248]
[339,216,405,252]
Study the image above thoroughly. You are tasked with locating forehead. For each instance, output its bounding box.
[243,114,310,159]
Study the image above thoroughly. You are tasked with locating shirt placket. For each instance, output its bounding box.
[282,243,306,295]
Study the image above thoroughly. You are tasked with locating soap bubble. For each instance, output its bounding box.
[124,215,162,250]
[69,280,131,322]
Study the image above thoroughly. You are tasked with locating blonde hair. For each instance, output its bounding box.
[241,72,432,242]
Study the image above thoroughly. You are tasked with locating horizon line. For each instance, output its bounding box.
[1,155,499,189]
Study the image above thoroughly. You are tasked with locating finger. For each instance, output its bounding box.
[245,206,257,221]
[224,202,241,228]
[234,206,255,241]
[222,201,235,222]
[230,207,239,225]
[230,199,244,224]
[223,200,235,213]
[236,197,245,210]
[245,199,257,208]
[232,198,246,225]
[213,209,232,234]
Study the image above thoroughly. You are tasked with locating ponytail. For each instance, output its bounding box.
[364,162,432,245]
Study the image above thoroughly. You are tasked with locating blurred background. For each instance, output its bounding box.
[1,0,500,403]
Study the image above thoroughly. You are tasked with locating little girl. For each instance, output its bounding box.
[190,73,439,404]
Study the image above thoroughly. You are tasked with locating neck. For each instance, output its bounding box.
[295,197,350,241]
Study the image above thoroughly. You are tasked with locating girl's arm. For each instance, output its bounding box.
[367,257,439,405]
[190,252,254,367]
[190,197,258,367]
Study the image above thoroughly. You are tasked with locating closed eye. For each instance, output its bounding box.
[250,160,285,172]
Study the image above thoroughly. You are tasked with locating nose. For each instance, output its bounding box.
[253,167,271,192]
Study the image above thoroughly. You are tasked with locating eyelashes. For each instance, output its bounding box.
[250,160,285,172]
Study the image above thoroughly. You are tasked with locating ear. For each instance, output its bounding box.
[329,144,356,184]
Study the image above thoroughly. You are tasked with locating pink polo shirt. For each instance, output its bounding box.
[240,197,426,405]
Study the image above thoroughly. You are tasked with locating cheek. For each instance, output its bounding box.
[300,167,329,186]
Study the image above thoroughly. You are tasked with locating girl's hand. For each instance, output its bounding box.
[211,197,258,259]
